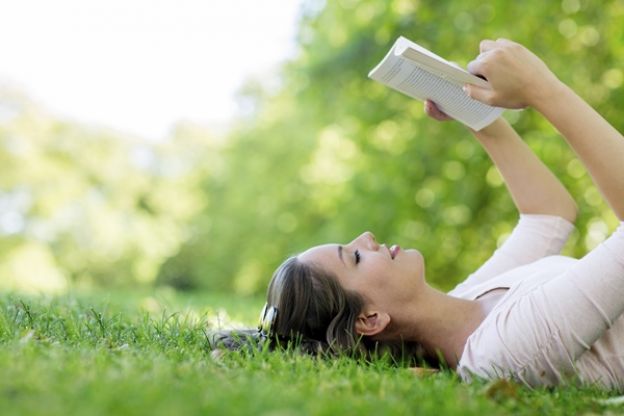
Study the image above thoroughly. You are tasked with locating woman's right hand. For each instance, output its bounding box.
[424,99,454,122]
[425,99,498,135]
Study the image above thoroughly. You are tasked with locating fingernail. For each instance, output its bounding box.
[462,85,469,95]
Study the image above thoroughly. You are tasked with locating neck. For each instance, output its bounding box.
[389,285,485,368]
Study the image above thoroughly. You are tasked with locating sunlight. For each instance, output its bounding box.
[0,0,302,140]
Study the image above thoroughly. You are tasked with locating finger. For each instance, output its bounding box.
[479,39,497,53]
[463,84,495,106]
[423,100,440,119]
[429,102,452,120]
[424,100,451,121]
[466,59,487,78]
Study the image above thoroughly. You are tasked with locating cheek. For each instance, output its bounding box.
[346,266,388,298]
[368,263,391,281]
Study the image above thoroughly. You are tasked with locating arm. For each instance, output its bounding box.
[426,103,578,222]
[537,85,624,220]
[449,214,574,294]
[462,221,624,386]
[425,102,577,290]
[465,39,624,220]
[460,39,624,384]
[473,118,578,222]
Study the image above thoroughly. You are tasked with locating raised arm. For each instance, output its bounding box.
[465,39,624,220]
[425,102,577,222]
[425,102,577,290]
[458,38,624,386]
[474,118,577,222]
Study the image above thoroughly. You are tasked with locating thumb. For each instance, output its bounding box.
[463,84,495,106]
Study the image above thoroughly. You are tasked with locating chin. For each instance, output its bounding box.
[403,249,425,278]
[403,248,424,261]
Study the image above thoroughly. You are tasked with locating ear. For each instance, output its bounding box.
[354,311,390,337]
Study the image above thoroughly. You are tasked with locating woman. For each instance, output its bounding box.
[217,39,624,390]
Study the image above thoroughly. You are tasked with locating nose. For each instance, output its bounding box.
[351,231,379,250]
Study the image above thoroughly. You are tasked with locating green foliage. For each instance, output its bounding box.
[164,0,624,293]
[0,293,615,415]
[0,89,210,290]
[2,1,624,294]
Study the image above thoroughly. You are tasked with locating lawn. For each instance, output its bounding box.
[0,290,618,415]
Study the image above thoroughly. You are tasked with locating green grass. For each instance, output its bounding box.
[0,291,619,415]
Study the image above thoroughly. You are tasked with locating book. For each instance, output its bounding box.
[368,36,504,131]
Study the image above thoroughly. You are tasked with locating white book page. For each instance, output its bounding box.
[394,37,454,67]
[393,37,490,88]
[369,38,503,130]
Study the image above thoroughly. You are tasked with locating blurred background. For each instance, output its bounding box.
[0,0,622,298]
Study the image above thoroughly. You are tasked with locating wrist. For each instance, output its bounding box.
[473,117,510,140]
[530,77,569,113]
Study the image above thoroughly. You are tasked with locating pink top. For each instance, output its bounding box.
[449,214,624,390]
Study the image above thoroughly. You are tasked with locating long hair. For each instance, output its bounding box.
[266,256,366,353]
[210,256,430,365]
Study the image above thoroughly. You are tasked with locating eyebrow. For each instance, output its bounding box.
[337,245,345,264]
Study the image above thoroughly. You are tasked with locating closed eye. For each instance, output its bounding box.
[354,250,361,265]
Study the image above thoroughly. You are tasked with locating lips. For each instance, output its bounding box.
[390,244,401,259]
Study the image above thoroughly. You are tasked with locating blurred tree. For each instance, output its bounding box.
[0,87,208,291]
[3,0,623,294]
[162,0,624,293]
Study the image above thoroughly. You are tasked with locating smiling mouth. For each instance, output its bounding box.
[390,244,401,259]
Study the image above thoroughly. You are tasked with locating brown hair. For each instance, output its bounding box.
[211,255,429,365]
[266,256,366,354]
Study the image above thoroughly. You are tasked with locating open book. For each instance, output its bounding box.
[368,36,503,131]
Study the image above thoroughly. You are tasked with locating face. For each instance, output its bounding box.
[297,231,425,314]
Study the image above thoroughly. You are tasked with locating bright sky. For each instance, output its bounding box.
[0,0,303,140]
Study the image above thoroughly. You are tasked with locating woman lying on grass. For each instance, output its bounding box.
[216,39,624,390]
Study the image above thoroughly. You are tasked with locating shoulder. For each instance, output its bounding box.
[458,284,578,386]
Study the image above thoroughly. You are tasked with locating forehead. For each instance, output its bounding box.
[298,244,342,271]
